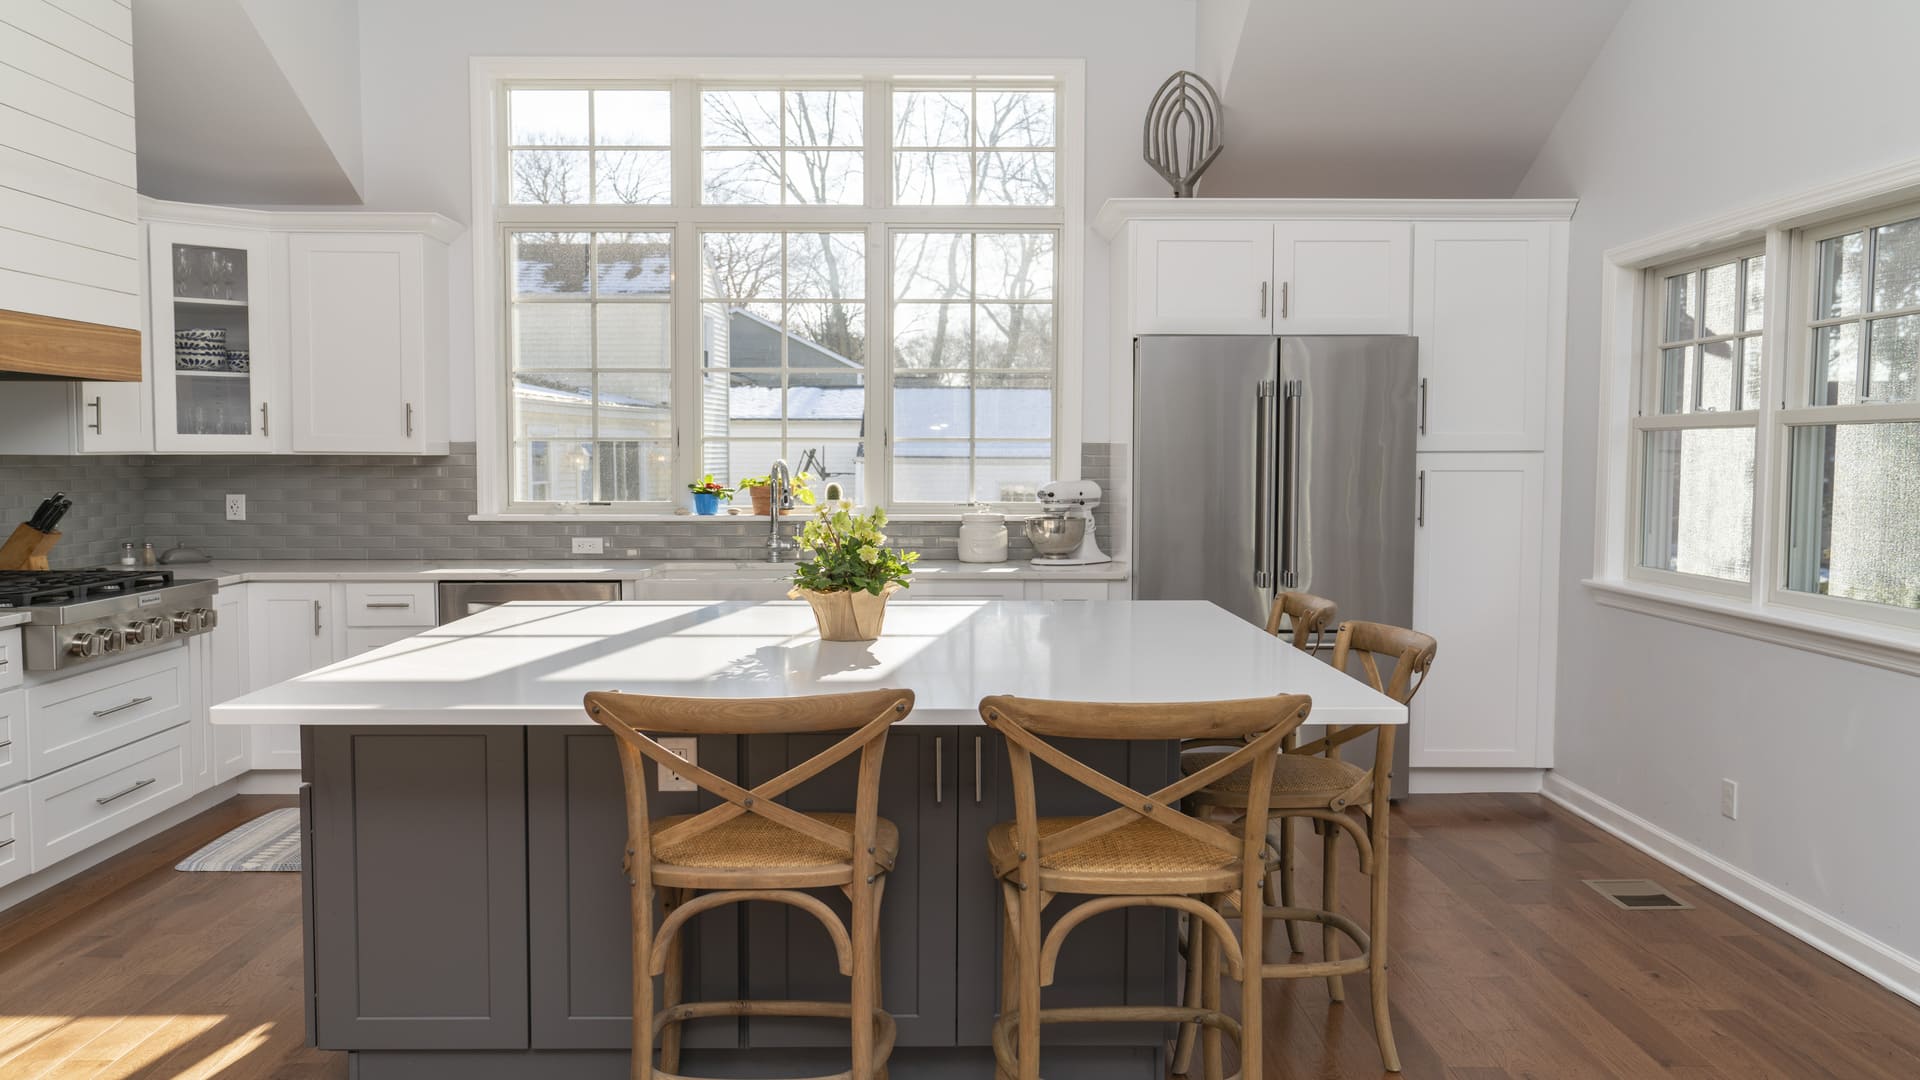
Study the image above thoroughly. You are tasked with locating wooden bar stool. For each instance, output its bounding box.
[1179,620,1436,1074]
[981,692,1313,1080]
[585,687,914,1080]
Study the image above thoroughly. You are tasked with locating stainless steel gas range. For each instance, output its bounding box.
[0,570,219,673]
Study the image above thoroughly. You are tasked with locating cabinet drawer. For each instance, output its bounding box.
[0,688,23,790]
[0,784,28,890]
[26,646,189,778]
[0,628,20,691]
[343,583,436,627]
[904,581,1026,600]
[30,725,188,871]
[1028,581,1110,601]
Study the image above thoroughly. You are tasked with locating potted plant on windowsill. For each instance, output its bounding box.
[736,472,809,516]
[789,496,919,641]
[687,475,733,516]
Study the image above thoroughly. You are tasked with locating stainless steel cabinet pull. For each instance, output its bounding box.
[405,402,414,437]
[934,737,943,804]
[1281,281,1290,319]
[313,600,323,636]
[260,402,270,437]
[87,396,103,434]
[92,695,153,718]
[1419,378,1429,435]
[0,740,13,749]
[1417,470,1427,528]
[1258,281,1268,318]
[974,735,983,803]
[363,601,412,609]
[0,837,13,850]
[96,777,156,805]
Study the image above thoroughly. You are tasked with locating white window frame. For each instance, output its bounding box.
[468,57,1085,520]
[1590,158,1920,674]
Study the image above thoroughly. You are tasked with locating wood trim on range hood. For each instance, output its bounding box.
[0,309,141,381]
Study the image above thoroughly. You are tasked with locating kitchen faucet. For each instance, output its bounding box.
[767,459,798,562]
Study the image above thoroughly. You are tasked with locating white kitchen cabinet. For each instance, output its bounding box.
[0,784,29,890]
[147,219,285,453]
[903,580,1028,601]
[1413,221,1552,451]
[206,588,251,784]
[1271,221,1411,334]
[247,583,336,770]
[1131,220,1275,334]
[1410,453,1543,768]
[287,232,448,453]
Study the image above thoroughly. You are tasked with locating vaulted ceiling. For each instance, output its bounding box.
[1193,0,1628,198]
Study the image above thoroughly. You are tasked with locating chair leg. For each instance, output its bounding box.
[1171,911,1204,1076]
[1200,897,1223,1080]
[1016,886,1044,1080]
[1239,887,1264,1080]
[850,875,877,1079]
[998,896,1019,1080]
[1369,809,1401,1071]
[1323,824,1345,1003]
[1278,816,1303,954]
[659,888,685,1073]
[630,883,655,1080]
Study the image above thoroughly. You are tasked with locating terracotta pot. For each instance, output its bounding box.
[790,583,901,641]
[745,484,773,516]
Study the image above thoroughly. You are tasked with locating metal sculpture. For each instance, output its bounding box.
[1143,70,1225,197]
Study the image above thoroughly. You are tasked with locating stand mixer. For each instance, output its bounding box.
[1023,480,1112,567]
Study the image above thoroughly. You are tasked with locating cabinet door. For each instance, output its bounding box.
[956,731,1176,1047]
[208,588,250,783]
[288,233,427,453]
[525,729,741,1050]
[742,730,955,1047]
[247,583,335,770]
[1413,222,1551,451]
[1410,454,1543,767]
[77,380,151,452]
[309,727,528,1049]
[1272,221,1411,334]
[148,221,284,452]
[1131,220,1273,334]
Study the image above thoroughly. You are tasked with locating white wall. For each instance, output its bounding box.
[240,0,364,195]
[1519,0,1920,987]
[352,0,1198,444]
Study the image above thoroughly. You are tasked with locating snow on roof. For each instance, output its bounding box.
[514,254,671,297]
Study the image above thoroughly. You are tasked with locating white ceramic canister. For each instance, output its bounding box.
[957,507,1009,563]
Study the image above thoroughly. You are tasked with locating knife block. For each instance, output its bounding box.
[0,524,60,570]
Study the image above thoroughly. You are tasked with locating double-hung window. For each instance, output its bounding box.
[481,61,1077,515]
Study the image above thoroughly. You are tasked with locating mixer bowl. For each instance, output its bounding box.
[1023,513,1086,557]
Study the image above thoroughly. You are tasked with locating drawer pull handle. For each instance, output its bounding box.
[363,601,413,609]
[0,740,12,750]
[0,837,13,849]
[92,695,153,718]
[96,777,156,805]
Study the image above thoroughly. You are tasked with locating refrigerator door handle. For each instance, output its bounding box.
[1253,380,1275,589]
[1282,378,1305,589]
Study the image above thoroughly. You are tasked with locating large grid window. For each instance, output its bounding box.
[1637,250,1764,585]
[490,67,1072,514]
[508,230,673,503]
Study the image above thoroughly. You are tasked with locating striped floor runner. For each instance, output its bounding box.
[174,807,302,872]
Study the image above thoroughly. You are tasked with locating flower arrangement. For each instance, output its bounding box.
[789,498,919,640]
[687,474,732,515]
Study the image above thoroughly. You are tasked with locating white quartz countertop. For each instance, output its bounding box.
[172,558,1127,587]
[213,600,1403,729]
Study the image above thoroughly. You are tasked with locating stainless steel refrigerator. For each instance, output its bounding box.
[1133,335,1419,796]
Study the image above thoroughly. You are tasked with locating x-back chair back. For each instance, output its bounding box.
[1265,590,1339,652]
[1306,620,1437,802]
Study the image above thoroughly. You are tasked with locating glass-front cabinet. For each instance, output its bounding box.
[147,221,283,451]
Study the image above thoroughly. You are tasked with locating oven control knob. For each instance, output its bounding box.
[172,611,195,633]
[198,607,217,630]
[95,628,124,654]
[68,633,103,658]
[148,617,171,640]
[123,621,150,645]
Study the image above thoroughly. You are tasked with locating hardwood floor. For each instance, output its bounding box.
[0,793,1913,1078]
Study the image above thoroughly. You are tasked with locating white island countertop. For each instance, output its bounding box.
[174,558,1128,587]
[212,600,1404,728]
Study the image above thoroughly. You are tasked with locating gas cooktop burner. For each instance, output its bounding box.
[0,568,176,609]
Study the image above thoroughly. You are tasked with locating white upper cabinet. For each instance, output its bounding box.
[1271,221,1411,334]
[147,219,286,453]
[1413,221,1552,451]
[288,232,446,453]
[1132,220,1275,334]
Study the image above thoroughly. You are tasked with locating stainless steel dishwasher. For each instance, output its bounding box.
[435,580,623,624]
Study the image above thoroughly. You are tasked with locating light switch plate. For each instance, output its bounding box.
[225,494,246,521]
[658,737,697,792]
[571,536,605,555]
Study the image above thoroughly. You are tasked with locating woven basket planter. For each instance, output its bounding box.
[791,584,901,641]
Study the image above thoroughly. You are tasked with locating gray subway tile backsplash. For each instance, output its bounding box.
[0,444,1114,567]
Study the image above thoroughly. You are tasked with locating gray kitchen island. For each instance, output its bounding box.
[215,599,1405,1079]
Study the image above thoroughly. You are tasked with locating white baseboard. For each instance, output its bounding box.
[1542,772,1920,1008]
[237,770,300,795]
[1408,767,1545,794]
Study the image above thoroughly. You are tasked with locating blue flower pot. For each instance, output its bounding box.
[693,492,721,515]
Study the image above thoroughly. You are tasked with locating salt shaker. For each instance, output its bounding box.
[142,542,158,567]
[120,542,137,566]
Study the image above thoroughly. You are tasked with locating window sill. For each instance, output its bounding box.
[468,511,1030,524]
[1583,578,1920,677]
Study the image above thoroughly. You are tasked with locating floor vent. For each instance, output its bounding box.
[1583,878,1692,910]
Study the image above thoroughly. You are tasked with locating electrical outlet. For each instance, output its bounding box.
[571,536,605,555]
[1721,779,1739,819]
[225,494,246,521]
[657,737,697,792]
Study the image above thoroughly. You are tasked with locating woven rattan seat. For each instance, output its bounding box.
[653,812,899,872]
[987,816,1238,879]
[1181,750,1365,808]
